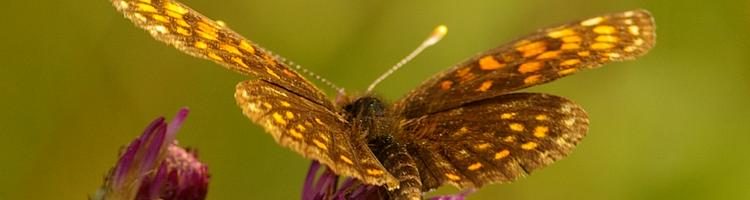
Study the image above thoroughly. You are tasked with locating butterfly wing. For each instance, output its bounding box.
[398,93,588,190]
[235,80,399,189]
[111,0,333,109]
[396,10,655,118]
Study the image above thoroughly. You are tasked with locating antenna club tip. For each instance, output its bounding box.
[431,25,448,39]
[434,25,448,36]
[425,25,448,46]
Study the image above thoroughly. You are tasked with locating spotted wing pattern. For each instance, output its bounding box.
[398,93,589,190]
[234,80,399,188]
[111,0,333,109]
[397,10,655,118]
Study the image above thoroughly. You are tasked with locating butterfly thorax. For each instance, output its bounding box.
[341,96,392,141]
[342,96,423,199]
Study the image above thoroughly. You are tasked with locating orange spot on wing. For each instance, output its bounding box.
[221,44,242,55]
[517,41,547,57]
[494,150,510,159]
[196,22,219,40]
[367,169,385,176]
[581,17,605,26]
[282,69,297,77]
[231,57,249,68]
[593,25,616,34]
[536,50,561,59]
[196,30,218,40]
[456,67,471,77]
[288,129,303,139]
[151,14,169,23]
[296,124,306,132]
[509,123,525,131]
[547,28,575,38]
[165,2,189,14]
[606,52,621,58]
[501,113,516,119]
[634,38,645,46]
[479,56,505,70]
[523,75,542,84]
[521,142,538,150]
[262,55,278,66]
[340,155,354,165]
[595,35,619,43]
[522,46,547,57]
[518,62,542,73]
[239,40,256,54]
[207,52,223,61]
[467,162,483,170]
[312,139,328,150]
[175,19,190,27]
[455,68,476,82]
[197,21,217,32]
[285,111,295,119]
[136,3,157,13]
[560,59,581,67]
[477,80,493,92]
[628,25,641,35]
[266,68,280,79]
[445,173,461,181]
[175,27,191,36]
[558,68,577,75]
[440,80,453,90]
[272,112,287,125]
[514,40,531,46]
[516,41,545,52]
[535,114,548,120]
[534,126,549,138]
[503,136,516,143]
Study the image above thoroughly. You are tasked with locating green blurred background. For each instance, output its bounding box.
[2,0,749,199]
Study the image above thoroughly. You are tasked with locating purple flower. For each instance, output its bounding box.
[302,161,474,200]
[94,108,209,200]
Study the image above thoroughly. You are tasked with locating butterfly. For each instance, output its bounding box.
[111,0,655,199]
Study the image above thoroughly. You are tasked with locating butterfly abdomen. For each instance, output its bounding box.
[371,136,422,200]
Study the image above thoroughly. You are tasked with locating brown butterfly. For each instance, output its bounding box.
[111,0,655,199]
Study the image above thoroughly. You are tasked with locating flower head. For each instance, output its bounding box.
[302,161,473,200]
[94,108,209,200]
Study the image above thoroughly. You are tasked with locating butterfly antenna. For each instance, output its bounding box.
[258,46,346,94]
[366,25,447,93]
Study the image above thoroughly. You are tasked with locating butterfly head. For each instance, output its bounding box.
[343,96,388,120]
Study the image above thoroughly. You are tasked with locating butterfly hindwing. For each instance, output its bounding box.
[398,93,589,190]
[234,80,399,188]
[112,0,333,109]
[397,10,655,118]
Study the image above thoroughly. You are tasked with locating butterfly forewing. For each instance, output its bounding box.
[112,0,333,109]
[397,10,655,118]
[234,80,399,188]
[399,93,589,190]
